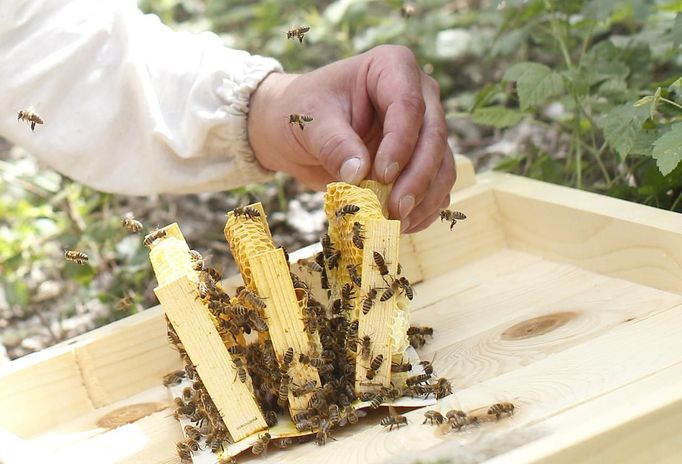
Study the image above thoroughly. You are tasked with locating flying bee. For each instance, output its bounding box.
[289,113,313,130]
[400,2,416,18]
[391,359,412,373]
[373,251,389,276]
[286,25,310,44]
[327,250,341,269]
[380,407,408,431]
[362,288,378,315]
[64,249,88,264]
[17,109,44,131]
[440,209,467,230]
[115,295,134,311]
[351,221,365,249]
[347,264,362,286]
[335,204,360,219]
[299,257,323,273]
[233,206,261,220]
[121,212,143,233]
[251,432,272,455]
[397,276,414,300]
[423,410,445,425]
[143,228,167,247]
[366,353,385,380]
[488,402,515,420]
[162,370,186,387]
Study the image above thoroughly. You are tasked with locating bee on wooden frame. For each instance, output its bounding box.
[488,402,515,420]
[380,406,408,431]
[17,108,44,131]
[144,228,167,247]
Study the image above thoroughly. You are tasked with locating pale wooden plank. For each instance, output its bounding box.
[452,154,476,193]
[485,361,682,464]
[155,275,267,440]
[0,348,93,438]
[493,174,682,294]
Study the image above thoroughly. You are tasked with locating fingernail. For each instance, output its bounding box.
[399,194,415,219]
[400,218,411,233]
[384,162,400,183]
[340,157,363,184]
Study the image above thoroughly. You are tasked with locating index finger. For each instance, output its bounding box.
[365,45,425,184]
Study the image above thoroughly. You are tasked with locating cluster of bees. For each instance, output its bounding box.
[421,402,515,434]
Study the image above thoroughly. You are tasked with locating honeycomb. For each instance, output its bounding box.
[149,237,197,287]
[224,203,275,289]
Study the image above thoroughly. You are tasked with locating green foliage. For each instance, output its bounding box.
[469,0,682,211]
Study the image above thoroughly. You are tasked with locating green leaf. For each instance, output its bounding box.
[598,104,649,160]
[471,106,525,128]
[503,62,564,110]
[652,123,682,175]
[582,0,618,22]
[673,13,682,49]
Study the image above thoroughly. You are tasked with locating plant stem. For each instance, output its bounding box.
[671,190,682,212]
[544,0,573,70]
[661,97,682,112]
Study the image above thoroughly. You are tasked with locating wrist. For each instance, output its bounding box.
[248,72,298,172]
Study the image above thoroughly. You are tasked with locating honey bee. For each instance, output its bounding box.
[343,404,359,425]
[391,359,412,373]
[406,373,431,386]
[233,206,261,220]
[321,234,334,257]
[120,212,143,233]
[316,418,336,445]
[64,249,88,264]
[291,379,318,397]
[188,249,203,262]
[488,402,515,420]
[277,376,290,408]
[328,403,341,424]
[17,109,44,131]
[397,276,414,300]
[308,390,326,410]
[299,257,323,273]
[341,282,355,301]
[273,437,294,449]
[347,264,362,286]
[289,113,313,130]
[327,250,341,269]
[407,326,433,336]
[419,360,434,376]
[248,311,269,332]
[380,408,408,431]
[264,410,278,427]
[380,280,400,302]
[143,229,167,247]
[361,288,378,315]
[351,221,365,249]
[360,334,372,360]
[183,424,202,440]
[370,394,384,409]
[440,209,467,230]
[227,344,246,356]
[286,25,310,44]
[251,432,272,455]
[446,412,478,432]
[176,442,193,462]
[162,370,186,387]
[366,353,385,380]
[115,295,134,311]
[191,259,205,272]
[423,410,445,425]
[233,358,248,383]
[373,251,389,276]
[282,346,295,366]
[434,377,453,399]
[238,287,266,310]
[335,204,360,219]
[400,2,416,18]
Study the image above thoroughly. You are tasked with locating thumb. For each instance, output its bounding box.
[305,114,371,185]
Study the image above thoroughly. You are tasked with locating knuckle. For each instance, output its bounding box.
[318,133,348,168]
[431,124,448,147]
[402,93,426,116]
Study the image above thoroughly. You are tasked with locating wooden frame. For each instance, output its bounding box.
[1,155,682,463]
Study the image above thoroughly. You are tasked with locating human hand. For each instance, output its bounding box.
[247,45,456,233]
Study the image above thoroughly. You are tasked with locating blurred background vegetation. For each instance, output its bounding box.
[2,0,682,360]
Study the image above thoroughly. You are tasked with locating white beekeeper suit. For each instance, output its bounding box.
[0,0,282,194]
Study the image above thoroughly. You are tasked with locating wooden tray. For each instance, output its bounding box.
[2,156,682,464]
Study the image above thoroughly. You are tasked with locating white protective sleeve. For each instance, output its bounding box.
[0,0,282,195]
